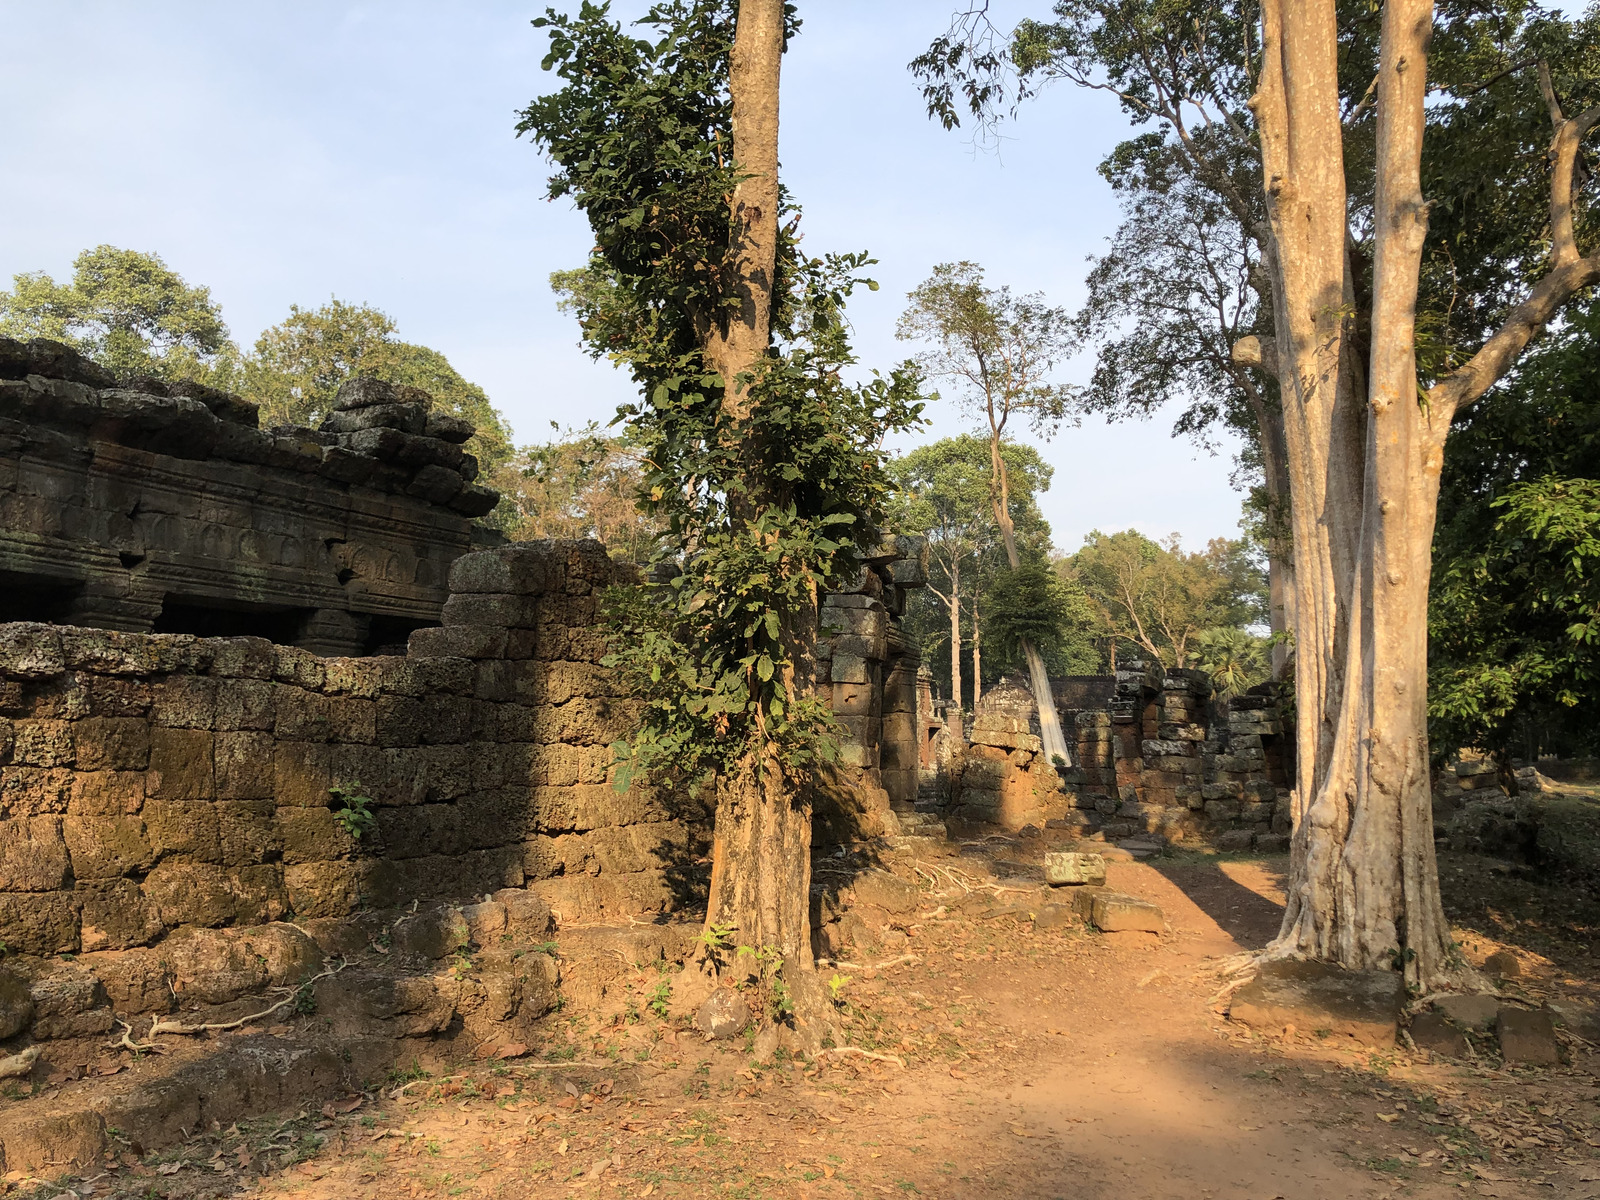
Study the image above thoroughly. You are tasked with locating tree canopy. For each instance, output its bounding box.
[243,299,515,472]
[1062,529,1266,671]
[488,421,661,563]
[0,245,235,385]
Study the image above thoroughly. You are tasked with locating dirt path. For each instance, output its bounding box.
[38,850,1600,1200]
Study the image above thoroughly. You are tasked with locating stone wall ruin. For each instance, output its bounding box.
[0,337,502,656]
[942,663,1294,849]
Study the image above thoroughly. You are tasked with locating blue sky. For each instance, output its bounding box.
[0,1,1255,552]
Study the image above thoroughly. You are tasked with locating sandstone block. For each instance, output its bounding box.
[73,717,150,770]
[274,740,331,807]
[214,731,274,799]
[143,799,222,862]
[1090,892,1165,933]
[327,697,377,744]
[1408,1011,1469,1057]
[0,623,65,678]
[141,861,240,929]
[0,967,33,1038]
[442,592,539,629]
[0,891,79,954]
[409,625,508,660]
[1043,851,1107,887]
[12,719,73,767]
[64,814,154,879]
[215,798,280,866]
[150,675,216,728]
[215,679,276,731]
[29,965,112,1039]
[831,653,867,684]
[1544,998,1600,1042]
[283,861,361,919]
[1229,959,1403,1046]
[274,687,332,741]
[1497,1006,1560,1065]
[147,727,214,800]
[0,816,70,891]
[277,806,357,865]
[0,1109,106,1174]
[78,878,162,950]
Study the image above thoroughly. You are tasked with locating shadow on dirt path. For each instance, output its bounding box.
[30,849,1600,1200]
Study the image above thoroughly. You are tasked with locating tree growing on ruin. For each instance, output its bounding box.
[916,0,1600,987]
[520,0,921,1045]
[0,245,236,385]
[897,262,1076,766]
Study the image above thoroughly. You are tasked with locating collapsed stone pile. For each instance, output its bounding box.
[946,677,1074,832]
[942,664,1294,848]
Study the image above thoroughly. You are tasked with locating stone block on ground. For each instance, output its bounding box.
[1069,885,1111,922]
[1032,904,1078,930]
[1496,1006,1560,1065]
[1228,960,1405,1046]
[1544,998,1600,1042]
[1408,1010,1468,1057]
[1432,993,1499,1032]
[1089,892,1164,933]
[1043,851,1106,887]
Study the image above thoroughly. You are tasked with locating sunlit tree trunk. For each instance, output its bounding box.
[929,569,964,740]
[1253,0,1600,988]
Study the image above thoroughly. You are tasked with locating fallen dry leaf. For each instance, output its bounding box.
[498,1042,529,1059]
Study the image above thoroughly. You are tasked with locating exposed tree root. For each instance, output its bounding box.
[109,960,349,1051]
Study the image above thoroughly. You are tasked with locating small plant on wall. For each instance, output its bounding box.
[328,781,376,841]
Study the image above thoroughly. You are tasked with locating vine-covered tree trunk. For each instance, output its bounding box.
[696,0,832,1045]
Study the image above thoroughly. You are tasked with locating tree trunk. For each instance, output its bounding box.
[1248,386,1297,681]
[695,0,832,1046]
[971,594,982,709]
[942,566,964,740]
[702,0,783,407]
[985,437,1073,766]
[1264,0,1459,988]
